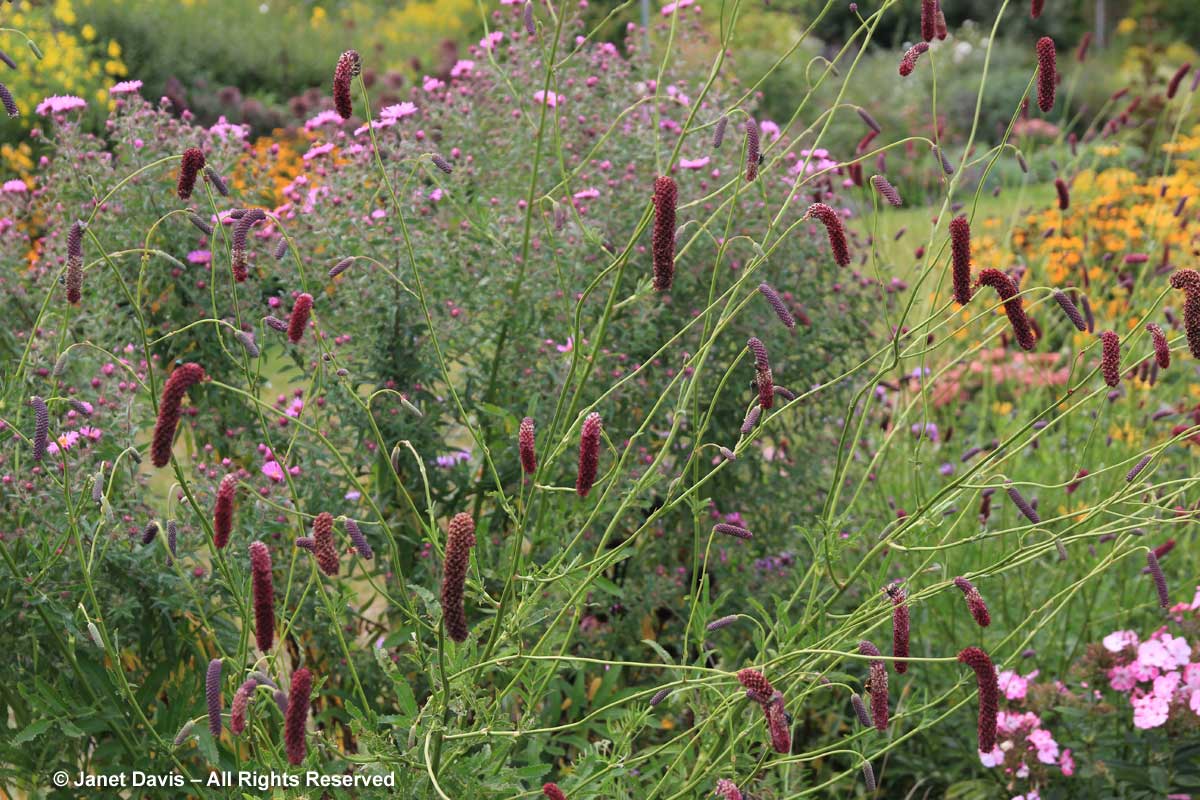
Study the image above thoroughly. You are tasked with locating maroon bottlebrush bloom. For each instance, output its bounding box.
[188,212,213,236]
[886,583,910,674]
[141,520,159,545]
[1099,330,1121,387]
[1167,64,1191,100]
[953,577,992,627]
[213,474,236,549]
[858,641,888,731]
[0,82,17,117]
[1076,32,1092,62]
[1066,468,1088,494]
[713,522,753,540]
[575,412,603,497]
[898,41,929,76]
[934,145,955,175]
[287,293,313,344]
[265,315,288,333]
[713,115,728,149]
[870,174,902,206]
[1147,323,1170,368]
[518,416,537,475]
[1006,483,1041,524]
[312,511,339,576]
[934,4,948,39]
[1054,178,1070,210]
[957,646,999,753]
[1146,551,1169,607]
[285,667,312,765]
[65,220,84,304]
[329,257,354,278]
[345,518,373,559]
[1152,539,1175,560]
[977,269,1036,351]
[231,207,266,282]
[1053,290,1086,331]
[765,694,791,753]
[1030,0,1045,18]
[804,202,850,266]
[851,693,871,727]
[1169,269,1200,357]
[249,541,274,651]
[151,362,206,467]
[30,395,49,462]
[1126,455,1152,483]
[736,668,775,703]
[204,165,229,197]
[920,0,937,41]
[651,175,677,291]
[441,511,476,642]
[649,688,671,706]
[1036,37,1057,113]
[857,106,881,134]
[949,216,973,305]
[758,282,796,330]
[715,779,743,800]
[206,657,223,737]
[747,337,774,409]
[740,404,761,435]
[230,678,257,735]
[294,536,316,552]
[542,784,567,800]
[333,50,360,120]
[431,154,453,174]
[177,147,205,200]
[273,238,289,261]
[744,118,760,182]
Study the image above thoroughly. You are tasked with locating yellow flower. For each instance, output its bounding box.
[81,23,96,41]
[1116,17,1136,35]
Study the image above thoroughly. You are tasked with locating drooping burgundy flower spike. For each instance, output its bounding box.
[899,42,929,76]
[284,667,312,765]
[177,147,205,200]
[1076,32,1092,62]
[1168,269,1200,357]
[1036,37,1057,113]
[333,50,360,120]
[1099,330,1121,387]
[1006,483,1042,524]
[1053,290,1086,331]
[249,541,275,651]
[713,115,728,149]
[765,694,791,753]
[230,678,257,735]
[957,646,999,753]
[1147,323,1170,368]
[870,174,902,206]
[213,474,236,549]
[30,395,49,462]
[858,640,888,731]
[804,202,850,266]
[977,269,1036,351]
[1030,0,1045,18]
[850,694,871,727]
[205,657,223,736]
[575,412,603,497]
[953,576,992,627]
[758,282,796,330]
[204,165,229,197]
[441,511,477,642]
[713,522,754,540]
[1167,63,1192,100]
[886,583,909,674]
[744,118,760,182]
[651,175,677,291]
[920,0,937,41]
[1146,551,1169,607]
[312,511,339,576]
[0,82,17,117]
[231,208,266,282]
[151,362,206,467]
[287,293,313,344]
[747,336,774,409]
[542,783,567,800]
[1126,455,1152,483]
[65,220,84,304]
[518,416,537,475]
[736,668,775,704]
[1054,178,1070,210]
[949,215,973,305]
[344,518,373,559]
[715,779,743,800]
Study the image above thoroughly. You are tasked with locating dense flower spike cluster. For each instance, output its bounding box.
[213,474,236,549]
[1036,37,1057,113]
[747,337,774,409]
[804,202,850,266]
[949,216,973,305]
[249,542,274,651]
[232,208,266,282]
[899,42,929,76]
[953,577,992,627]
[204,165,229,197]
[1053,290,1086,331]
[205,658,223,737]
[850,694,871,727]
[542,783,567,800]
[957,647,999,753]
[312,512,339,576]
[332,50,361,120]
[575,412,603,497]
[651,175,677,291]
[518,416,537,475]
[288,293,313,344]
[870,174,902,206]
[744,118,760,182]
[1167,63,1191,99]
[285,668,312,765]
[712,115,728,149]
[714,522,753,539]
[441,512,477,642]
[757,283,796,330]
[736,668,775,703]
[344,519,373,559]
[151,363,206,468]
[1146,323,1170,368]
[920,0,937,42]
[1168,269,1200,357]
[1145,552,1169,607]
[229,679,257,735]
[976,269,1036,351]
[858,641,889,731]
[65,221,84,304]
[765,694,791,753]
[1099,330,1121,387]
[886,583,910,674]
[29,395,49,462]
[177,147,205,200]
[0,82,17,117]
[1006,484,1041,524]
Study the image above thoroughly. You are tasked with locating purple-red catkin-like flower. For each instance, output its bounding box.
[949,216,973,305]
[231,208,265,282]
[713,115,728,149]
[30,395,49,462]
[953,577,992,627]
[649,688,671,706]
[1036,37,1057,113]
[1006,484,1042,524]
[899,42,929,76]
[863,761,877,792]
[441,512,476,642]
[0,82,17,117]
[206,657,223,737]
[431,154,453,174]
[858,641,889,731]
[523,0,536,35]
[518,416,537,475]
[1030,0,1045,18]
[805,202,850,266]
[345,518,373,559]
[871,174,902,206]
[295,536,316,552]
[714,522,754,540]
[1169,269,1200,357]
[1146,551,1169,607]
[851,694,871,727]
[758,282,796,330]
[333,50,360,120]
[747,336,774,409]
[188,212,213,236]
[736,668,775,704]
[977,268,1036,351]
[857,106,881,134]
[312,512,339,576]
[920,0,937,41]
[1053,290,1086,331]
[178,147,205,200]
[288,293,313,344]
[329,257,353,278]
[715,779,743,800]
[1055,177,1070,210]
[230,678,257,735]
[204,165,229,197]
[1126,455,1152,483]
[141,521,159,545]
[707,614,739,631]
[1147,323,1170,368]
[886,583,909,674]
[66,221,84,304]
[285,667,312,765]
[740,405,761,435]
[151,362,206,467]
[542,783,567,800]
[765,694,791,753]
[576,412,603,497]
[249,541,274,651]
[957,646,999,753]
[213,474,235,549]
[1100,330,1121,387]
[744,118,760,182]
[651,175,677,292]
[1167,63,1192,100]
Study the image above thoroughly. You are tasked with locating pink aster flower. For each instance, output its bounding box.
[262,461,285,483]
[450,60,475,78]
[1159,633,1192,667]
[3,179,27,193]
[479,31,504,50]
[187,250,211,265]
[36,95,87,115]
[109,80,143,95]
[1138,639,1178,670]
[1028,728,1059,763]
[80,426,102,441]
[573,188,600,200]
[304,109,344,129]
[680,156,710,169]
[979,746,1004,767]
[422,76,445,92]
[380,102,418,121]
[660,0,693,14]
[534,90,560,107]
[303,142,335,161]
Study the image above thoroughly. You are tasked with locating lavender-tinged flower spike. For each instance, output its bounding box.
[713,522,753,540]
[707,614,739,631]
[204,166,229,197]
[172,721,195,747]
[30,395,49,461]
[1053,290,1086,331]
[523,0,536,35]
[230,678,257,735]
[649,687,671,706]
[0,82,17,117]
[934,145,955,175]
[344,518,374,559]
[294,536,316,552]
[205,658,223,736]
[1146,551,1169,607]
[264,315,288,333]
[141,521,159,545]
[188,212,214,236]
[66,221,84,304]
[850,693,871,727]
[870,174,902,206]
[857,106,882,133]
[328,257,354,278]
[862,762,877,792]
[953,576,992,627]
[1006,484,1042,523]
[744,118,760,182]
[575,412,603,497]
[167,519,178,559]
[712,115,728,149]
[1126,455,1152,483]
[235,330,260,358]
[273,237,289,261]
[758,283,796,330]
[740,405,762,435]
[431,154,453,174]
